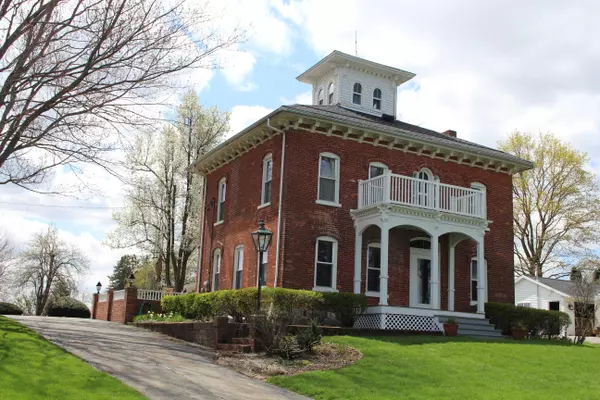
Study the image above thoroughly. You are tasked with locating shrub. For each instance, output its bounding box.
[47,297,91,318]
[0,302,23,315]
[321,292,368,327]
[133,311,185,323]
[296,320,322,351]
[485,302,570,338]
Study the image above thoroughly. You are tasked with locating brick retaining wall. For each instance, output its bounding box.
[92,287,161,324]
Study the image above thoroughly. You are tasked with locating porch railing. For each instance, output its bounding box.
[357,172,486,219]
[137,289,184,301]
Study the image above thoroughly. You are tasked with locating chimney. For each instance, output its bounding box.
[442,129,457,138]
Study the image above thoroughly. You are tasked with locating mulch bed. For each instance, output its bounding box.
[215,343,362,380]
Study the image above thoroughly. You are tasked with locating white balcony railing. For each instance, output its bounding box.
[358,172,486,219]
[137,289,184,301]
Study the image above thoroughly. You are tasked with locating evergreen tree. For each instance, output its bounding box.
[570,267,582,282]
[108,255,139,290]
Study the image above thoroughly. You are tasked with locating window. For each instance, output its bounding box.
[258,249,268,287]
[470,182,487,218]
[470,257,487,304]
[415,168,434,207]
[368,162,388,179]
[352,83,362,105]
[314,237,337,290]
[410,237,431,249]
[233,246,244,289]
[366,243,381,293]
[318,88,324,105]
[317,152,340,205]
[216,178,226,223]
[328,82,335,104]
[261,154,273,205]
[212,248,221,291]
[549,301,560,311]
[517,302,532,308]
[373,88,382,110]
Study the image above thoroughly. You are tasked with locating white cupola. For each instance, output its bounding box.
[296,50,415,119]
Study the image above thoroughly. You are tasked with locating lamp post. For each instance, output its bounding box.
[96,281,102,294]
[128,273,135,288]
[251,219,273,313]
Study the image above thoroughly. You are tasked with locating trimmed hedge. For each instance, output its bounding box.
[47,297,91,318]
[485,302,570,338]
[0,302,23,315]
[162,288,367,327]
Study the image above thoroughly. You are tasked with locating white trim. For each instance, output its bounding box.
[368,162,388,179]
[216,177,226,223]
[366,243,381,294]
[317,152,340,205]
[515,275,571,298]
[213,220,223,227]
[364,305,486,319]
[273,127,286,287]
[260,153,273,205]
[257,202,271,209]
[365,291,381,297]
[196,173,207,293]
[373,87,382,110]
[314,236,338,291]
[327,81,335,104]
[471,182,487,219]
[352,82,362,105]
[317,87,324,105]
[232,245,244,289]
[212,248,221,291]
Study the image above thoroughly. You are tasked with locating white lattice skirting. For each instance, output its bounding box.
[354,313,442,332]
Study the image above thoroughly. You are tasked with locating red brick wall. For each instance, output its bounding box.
[199,134,283,291]
[198,127,515,309]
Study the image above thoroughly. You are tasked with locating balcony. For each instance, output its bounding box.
[357,173,486,219]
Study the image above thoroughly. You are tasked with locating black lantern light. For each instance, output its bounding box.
[128,272,135,288]
[96,281,102,294]
[250,219,273,312]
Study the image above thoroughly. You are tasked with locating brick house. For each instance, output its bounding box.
[191,51,532,331]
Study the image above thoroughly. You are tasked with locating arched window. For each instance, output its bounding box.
[417,168,433,181]
[328,82,335,104]
[317,88,324,105]
[410,237,431,250]
[415,168,434,208]
[352,83,362,105]
[314,236,338,291]
[368,162,388,179]
[373,88,382,110]
[216,177,226,223]
[212,248,221,291]
[261,154,273,205]
[471,182,487,218]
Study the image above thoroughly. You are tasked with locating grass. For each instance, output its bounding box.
[269,335,600,400]
[0,316,146,400]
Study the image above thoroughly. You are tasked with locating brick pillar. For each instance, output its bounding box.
[123,287,139,324]
[92,293,98,319]
[106,289,114,321]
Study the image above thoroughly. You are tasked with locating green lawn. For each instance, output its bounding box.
[269,336,600,400]
[0,316,146,400]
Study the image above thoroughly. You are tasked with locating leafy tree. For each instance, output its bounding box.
[108,255,139,290]
[107,91,228,291]
[0,230,14,300]
[0,0,242,191]
[498,132,600,278]
[570,267,582,282]
[133,260,160,290]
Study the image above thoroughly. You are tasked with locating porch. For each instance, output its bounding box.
[351,171,490,332]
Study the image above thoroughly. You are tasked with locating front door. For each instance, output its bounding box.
[410,248,436,308]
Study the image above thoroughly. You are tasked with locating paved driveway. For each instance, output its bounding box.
[9,316,310,400]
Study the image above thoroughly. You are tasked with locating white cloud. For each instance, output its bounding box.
[281,91,312,105]
[221,51,258,91]
[228,105,274,137]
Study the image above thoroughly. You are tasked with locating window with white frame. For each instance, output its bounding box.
[353,83,362,105]
[318,153,340,205]
[517,302,532,308]
[314,237,337,290]
[258,249,268,286]
[373,88,382,110]
[366,243,381,293]
[415,168,434,207]
[233,245,244,289]
[261,154,273,205]
[470,182,487,218]
[217,177,226,222]
[212,248,221,291]
[470,257,487,303]
[368,162,388,179]
[328,82,335,104]
[318,88,324,105]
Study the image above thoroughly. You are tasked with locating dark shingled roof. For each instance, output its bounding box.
[537,277,577,296]
[279,104,532,168]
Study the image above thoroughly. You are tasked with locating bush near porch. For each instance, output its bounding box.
[161,288,367,327]
[485,302,570,338]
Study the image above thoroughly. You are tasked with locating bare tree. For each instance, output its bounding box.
[498,132,600,278]
[0,0,242,191]
[106,91,228,291]
[0,230,15,299]
[15,226,88,315]
[570,259,600,344]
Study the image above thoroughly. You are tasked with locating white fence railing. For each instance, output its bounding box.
[113,290,125,300]
[358,172,486,219]
[98,293,108,302]
[137,289,184,301]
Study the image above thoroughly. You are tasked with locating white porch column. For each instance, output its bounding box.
[379,223,389,306]
[353,228,362,294]
[448,238,456,312]
[476,238,486,314]
[431,233,440,310]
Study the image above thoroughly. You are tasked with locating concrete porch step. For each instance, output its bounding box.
[436,315,505,339]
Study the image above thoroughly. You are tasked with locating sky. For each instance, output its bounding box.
[2,0,600,298]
